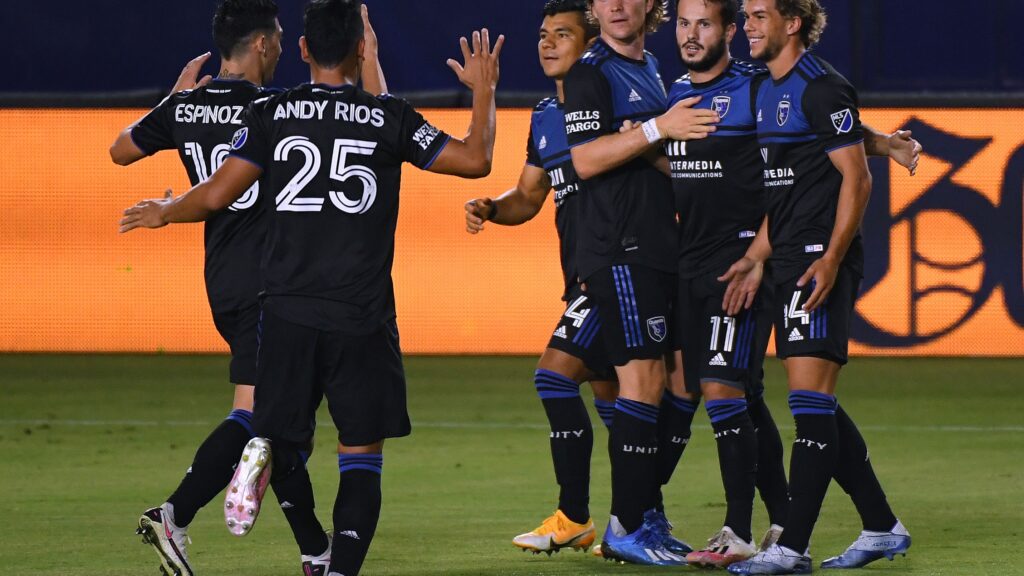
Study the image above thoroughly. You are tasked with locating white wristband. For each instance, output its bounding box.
[641,118,662,144]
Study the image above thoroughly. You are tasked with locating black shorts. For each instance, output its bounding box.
[212,303,260,385]
[584,264,675,367]
[547,283,615,380]
[252,304,411,446]
[675,271,770,395]
[773,265,860,365]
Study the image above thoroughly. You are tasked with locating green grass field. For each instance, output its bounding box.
[1,355,1022,575]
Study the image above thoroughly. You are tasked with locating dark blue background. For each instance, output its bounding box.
[6,0,1023,94]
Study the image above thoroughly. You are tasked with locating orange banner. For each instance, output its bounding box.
[0,109,1021,356]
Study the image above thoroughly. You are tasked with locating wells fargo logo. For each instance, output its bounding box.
[852,111,1024,356]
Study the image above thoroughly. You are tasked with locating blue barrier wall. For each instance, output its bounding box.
[7,0,1022,95]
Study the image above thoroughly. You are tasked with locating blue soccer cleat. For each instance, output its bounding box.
[600,511,688,566]
[727,543,812,575]
[648,509,693,555]
[821,521,911,569]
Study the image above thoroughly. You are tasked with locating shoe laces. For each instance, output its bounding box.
[758,526,783,552]
[536,512,565,535]
[634,521,669,551]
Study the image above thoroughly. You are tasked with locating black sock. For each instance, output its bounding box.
[777,391,839,554]
[594,398,616,430]
[707,399,757,543]
[747,394,789,528]
[166,409,253,527]
[653,392,697,510]
[834,404,898,531]
[331,454,384,576]
[534,369,593,524]
[270,443,328,556]
[610,398,660,533]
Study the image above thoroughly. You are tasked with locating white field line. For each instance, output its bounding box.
[1,419,1022,433]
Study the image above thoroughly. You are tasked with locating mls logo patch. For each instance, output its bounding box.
[647,316,667,343]
[712,95,731,119]
[230,127,248,150]
[776,101,791,126]
[831,108,854,134]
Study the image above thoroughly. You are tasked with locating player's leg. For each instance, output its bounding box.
[242,305,329,565]
[323,318,411,576]
[685,274,760,567]
[730,269,858,575]
[587,265,685,565]
[514,345,597,554]
[591,379,618,430]
[137,305,259,576]
[820,403,909,569]
[745,277,789,549]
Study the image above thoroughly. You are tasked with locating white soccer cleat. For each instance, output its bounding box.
[687,526,757,568]
[136,503,193,576]
[821,520,911,569]
[224,437,272,536]
[727,543,811,575]
[301,532,333,576]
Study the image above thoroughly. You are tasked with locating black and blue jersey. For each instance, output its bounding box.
[229,84,451,334]
[562,37,676,280]
[666,59,767,278]
[130,79,269,313]
[525,96,582,298]
[755,53,865,280]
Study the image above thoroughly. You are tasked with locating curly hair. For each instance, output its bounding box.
[586,0,671,35]
[774,0,827,48]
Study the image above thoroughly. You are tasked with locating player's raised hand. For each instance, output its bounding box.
[464,197,495,233]
[717,256,764,316]
[656,96,718,141]
[119,190,173,233]
[446,29,505,91]
[797,255,840,312]
[361,4,380,56]
[170,52,213,94]
[888,129,922,176]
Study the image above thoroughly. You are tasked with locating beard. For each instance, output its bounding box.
[682,36,728,72]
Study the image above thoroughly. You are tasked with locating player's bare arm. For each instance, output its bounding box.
[464,164,551,233]
[109,52,216,166]
[360,5,387,95]
[571,96,717,180]
[862,123,922,175]
[798,143,872,311]
[619,119,671,176]
[718,216,771,316]
[119,157,262,232]
[429,29,505,178]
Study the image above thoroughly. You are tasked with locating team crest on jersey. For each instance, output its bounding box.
[831,108,854,134]
[776,101,791,126]
[230,127,248,150]
[647,316,667,342]
[712,95,731,119]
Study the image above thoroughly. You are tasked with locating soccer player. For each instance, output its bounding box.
[119,1,503,574]
[726,1,911,573]
[662,0,921,569]
[109,2,286,574]
[464,0,618,556]
[560,0,723,565]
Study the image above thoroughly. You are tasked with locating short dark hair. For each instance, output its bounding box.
[693,0,739,26]
[304,0,364,69]
[543,0,599,40]
[212,0,279,60]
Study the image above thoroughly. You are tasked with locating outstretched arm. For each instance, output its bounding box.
[862,123,922,175]
[465,163,551,233]
[570,97,718,180]
[119,157,261,232]
[428,29,505,178]
[360,5,388,96]
[110,52,214,166]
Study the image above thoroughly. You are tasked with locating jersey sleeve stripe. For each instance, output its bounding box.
[421,134,452,170]
[227,152,265,171]
[824,138,864,154]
